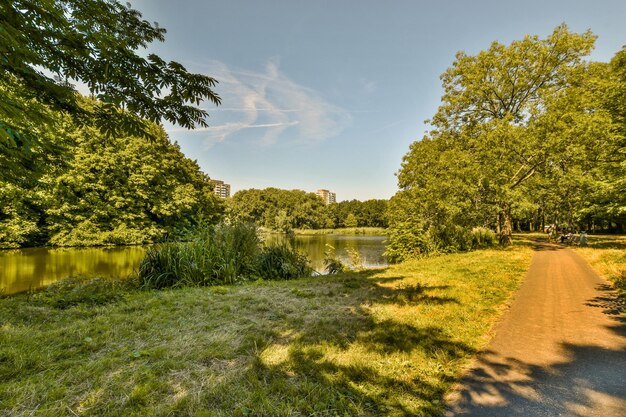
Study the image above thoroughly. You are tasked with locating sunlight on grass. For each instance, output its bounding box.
[574,234,626,304]
[0,244,534,416]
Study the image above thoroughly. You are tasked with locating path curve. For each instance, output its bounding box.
[446,243,626,416]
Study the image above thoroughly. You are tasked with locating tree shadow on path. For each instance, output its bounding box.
[446,287,626,416]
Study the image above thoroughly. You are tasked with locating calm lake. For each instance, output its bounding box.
[0,234,387,295]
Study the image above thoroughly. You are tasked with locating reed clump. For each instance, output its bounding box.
[139,222,311,289]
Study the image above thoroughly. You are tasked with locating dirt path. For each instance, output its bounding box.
[446,243,626,416]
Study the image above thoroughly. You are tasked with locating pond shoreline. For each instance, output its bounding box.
[292,227,387,235]
[1,235,388,295]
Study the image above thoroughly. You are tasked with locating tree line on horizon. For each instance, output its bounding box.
[227,188,388,232]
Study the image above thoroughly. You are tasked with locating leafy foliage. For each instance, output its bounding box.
[43,122,223,246]
[228,188,331,231]
[388,26,625,260]
[257,244,312,281]
[344,213,358,228]
[0,0,220,140]
[326,199,389,228]
[228,188,388,232]
[471,227,497,249]
[323,244,347,274]
[0,99,223,248]
[1,0,225,248]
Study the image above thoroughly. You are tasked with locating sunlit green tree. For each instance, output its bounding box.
[42,122,223,246]
[1,0,220,141]
[389,26,626,260]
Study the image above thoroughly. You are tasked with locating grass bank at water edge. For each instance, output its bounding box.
[292,227,387,236]
[0,244,534,416]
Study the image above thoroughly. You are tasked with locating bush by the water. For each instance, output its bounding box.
[139,222,311,288]
[323,244,347,274]
[256,244,311,280]
[385,223,497,263]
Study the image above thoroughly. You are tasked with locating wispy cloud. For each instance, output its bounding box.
[170,60,351,146]
[359,77,377,94]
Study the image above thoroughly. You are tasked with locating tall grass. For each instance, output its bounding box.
[471,226,497,248]
[323,244,347,274]
[256,243,311,280]
[139,222,311,289]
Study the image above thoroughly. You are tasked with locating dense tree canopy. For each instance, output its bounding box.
[326,199,388,228]
[0,0,225,248]
[227,189,388,232]
[388,26,625,260]
[43,125,223,247]
[227,188,329,232]
[0,99,223,248]
[1,0,220,142]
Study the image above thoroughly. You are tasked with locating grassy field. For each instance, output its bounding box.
[573,234,626,305]
[292,227,387,236]
[1,243,534,416]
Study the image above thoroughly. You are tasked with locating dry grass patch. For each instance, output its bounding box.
[574,234,626,306]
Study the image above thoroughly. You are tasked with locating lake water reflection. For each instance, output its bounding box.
[266,234,388,273]
[0,235,387,295]
[0,246,147,295]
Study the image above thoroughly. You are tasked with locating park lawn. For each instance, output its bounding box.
[0,243,533,417]
[573,234,626,305]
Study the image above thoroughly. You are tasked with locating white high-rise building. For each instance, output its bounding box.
[210,180,231,198]
[316,189,336,205]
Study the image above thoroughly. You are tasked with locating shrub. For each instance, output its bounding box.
[138,242,202,289]
[471,227,497,249]
[384,223,439,263]
[386,222,496,263]
[323,244,346,274]
[139,222,312,289]
[139,222,260,289]
[257,244,311,280]
[209,222,261,280]
[346,247,365,271]
[429,223,473,253]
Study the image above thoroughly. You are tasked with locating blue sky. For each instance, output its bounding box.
[129,0,625,201]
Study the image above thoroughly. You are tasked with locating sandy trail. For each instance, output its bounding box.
[446,243,626,416]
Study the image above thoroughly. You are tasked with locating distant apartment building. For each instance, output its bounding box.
[316,189,336,205]
[210,179,231,199]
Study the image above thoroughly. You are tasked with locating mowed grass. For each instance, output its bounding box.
[573,234,626,304]
[0,244,533,416]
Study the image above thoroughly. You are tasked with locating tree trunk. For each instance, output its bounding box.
[496,213,501,235]
[499,204,513,246]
